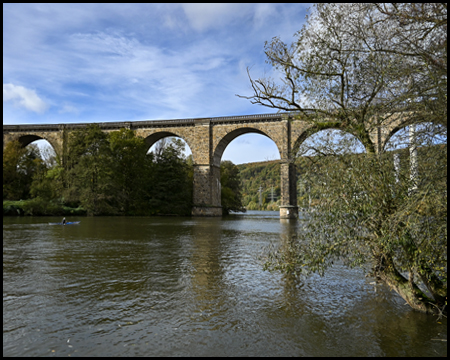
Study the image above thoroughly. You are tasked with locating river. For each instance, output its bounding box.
[3,211,447,356]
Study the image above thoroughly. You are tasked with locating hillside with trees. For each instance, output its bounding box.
[237,160,281,211]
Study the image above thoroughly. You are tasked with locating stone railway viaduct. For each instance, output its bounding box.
[3,112,412,218]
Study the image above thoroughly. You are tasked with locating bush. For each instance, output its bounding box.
[3,198,86,216]
[20,197,64,216]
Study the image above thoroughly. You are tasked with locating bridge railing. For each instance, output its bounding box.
[210,113,285,123]
[3,113,292,132]
[3,124,62,132]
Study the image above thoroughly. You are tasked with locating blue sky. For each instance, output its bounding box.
[3,3,310,164]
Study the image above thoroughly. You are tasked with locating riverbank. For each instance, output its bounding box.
[3,199,86,216]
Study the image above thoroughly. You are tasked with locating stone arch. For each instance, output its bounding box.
[6,133,61,159]
[212,127,282,167]
[292,124,367,156]
[136,128,196,162]
[382,120,446,152]
[144,131,186,152]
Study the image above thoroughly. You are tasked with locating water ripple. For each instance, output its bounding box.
[3,215,447,357]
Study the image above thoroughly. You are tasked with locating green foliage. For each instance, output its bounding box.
[247,3,447,314]
[263,130,447,314]
[3,198,86,216]
[108,128,153,215]
[18,197,65,216]
[3,127,197,217]
[146,138,193,216]
[3,141,47,200]
[65,124,113,215]
[220,160,246,215]
[237,160,281,210]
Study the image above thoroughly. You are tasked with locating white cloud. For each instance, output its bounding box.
[3,83,49,113]
[253,4,277,28]
[3,3,310,130]
[59,103,79,114]
[180,3,252,31]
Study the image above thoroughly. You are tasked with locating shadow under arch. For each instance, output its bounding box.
[212,127,281,167]
[17,134,51,149]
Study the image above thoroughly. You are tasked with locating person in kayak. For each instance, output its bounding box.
[62,217,66,225]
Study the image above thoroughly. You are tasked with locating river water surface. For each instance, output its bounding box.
[3,211,447,356]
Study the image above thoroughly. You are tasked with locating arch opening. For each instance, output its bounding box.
[384,121,447,193]
[215,130,282,213]
[145,132,193,161]
[295,128,366,158]
[384,122,447,152]
[29,139,58,167]
[15,137,58,167]
[214,128,281,167]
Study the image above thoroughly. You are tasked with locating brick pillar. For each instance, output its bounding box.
[58,124,67,167]
[279,161,298,219]
[191,118,222,216]
[192,164,222,216]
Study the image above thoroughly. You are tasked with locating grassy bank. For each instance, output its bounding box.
[3,198,86,216]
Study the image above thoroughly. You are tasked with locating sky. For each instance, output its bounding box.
[3,3,311,164]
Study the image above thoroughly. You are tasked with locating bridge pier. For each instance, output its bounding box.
[279,161,298,219]
[191,206,222,216]
[279,205,298,219]
[191,164,222,216]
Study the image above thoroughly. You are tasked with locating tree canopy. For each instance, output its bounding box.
[238,3,447,151]
[244,3,447,315]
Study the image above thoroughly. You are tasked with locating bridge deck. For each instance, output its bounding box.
[3,113,287,132]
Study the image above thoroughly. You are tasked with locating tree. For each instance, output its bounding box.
[108,128,153,215]
[3,140,26,200]
[373,3,447,127]
[65,124,114,215]
[3,141,46,200]
[242,4,447,314]
[147,138,193,216]
[220,160,246,215]
[238,3,447,151]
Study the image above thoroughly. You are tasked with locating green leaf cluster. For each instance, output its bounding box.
[3,141,47,201]
[221,160,246,215]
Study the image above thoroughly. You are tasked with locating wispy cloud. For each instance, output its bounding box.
[3,3,310,162]
[3,83,49,113]
[180,3,252,31]
[59,103,79,115]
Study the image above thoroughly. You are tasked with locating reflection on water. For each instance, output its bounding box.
[3,211,447,356]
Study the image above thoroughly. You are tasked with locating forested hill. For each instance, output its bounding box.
[236,144,445,211]
[236,157,314,210]
[236,160,281,211]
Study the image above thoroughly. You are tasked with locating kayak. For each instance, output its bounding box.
[48,221,81,225]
